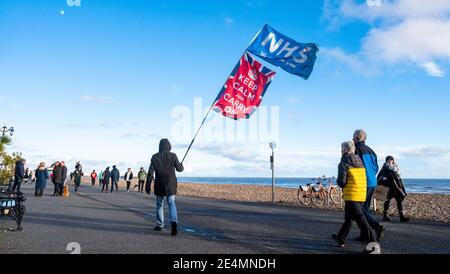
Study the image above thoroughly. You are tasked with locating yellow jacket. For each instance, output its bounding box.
[343,168,367,202]
[337,153,367,202]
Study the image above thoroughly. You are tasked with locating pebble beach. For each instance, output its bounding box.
[98,178,450,223]
[175,183,450,223]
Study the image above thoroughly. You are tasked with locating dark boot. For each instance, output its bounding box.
[399,212,410,223]
[171,222,178,236]
[383,211,392,222]
[376,224,385,242]
[332,234,345,247]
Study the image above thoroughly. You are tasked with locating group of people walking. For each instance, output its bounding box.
[88,166,148,193]
[96,165,120,193]
[333,129,410,252]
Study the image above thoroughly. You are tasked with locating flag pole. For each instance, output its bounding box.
[180,26,264,164]
[180,103,215,164]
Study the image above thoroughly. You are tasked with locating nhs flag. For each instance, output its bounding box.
[247,24,319,80]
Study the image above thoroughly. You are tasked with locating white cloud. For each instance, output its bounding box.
[322,0,450,77]
[320,47,377,76]
[81,95,114,104]
[420,62,445,77]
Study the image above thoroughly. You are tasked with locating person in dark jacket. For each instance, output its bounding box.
[124,168,133,192]
[146,139,184,236]
[137,167,147,193]
[74,168,83,192]
[353,129,385,240]
[75,161,82,172]
[60,161,68,196]
[102,167,111,193]
[11,159,26,192]
[34,162,49,197]
[24,168,30,184]
[52,161,63,196]
[332,141,378,249]
[110,165,120,192]
[377,156,410,223]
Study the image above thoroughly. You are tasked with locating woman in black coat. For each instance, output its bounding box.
[102,167,111,193]
[377,156,410,222]
[74,169,84,192]
[52,162,62,196]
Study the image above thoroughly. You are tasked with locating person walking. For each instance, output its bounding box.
[137,167,147,193]
[332,141,377,249]
[378,156,410,223]
[98,169,104,188]
[60,161,68,196]
[34,162,49,197]
[24,168,30,184]
[110,165,120,192]
[74,168,84,192]
[102,167,111,193]
[353,129,385,241]
[52,161,63,196]
[124,168,133,192]
[11,159,26,192]
[90,170,98,187]
[146,139,184,236]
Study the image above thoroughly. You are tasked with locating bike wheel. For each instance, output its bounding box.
[298,188,312,206]
[329,187,342,205]
[312,191,326,207]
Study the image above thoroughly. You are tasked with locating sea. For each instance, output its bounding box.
[178,177,450,195]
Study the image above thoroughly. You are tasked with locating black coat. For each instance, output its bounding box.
[61,166,68,183]
[377,164,407,201]
[103,168,111,184]
[146,139,184,196]
[74,170,83,184]
[124,171,134,181]
[52,165,63,184]
[14,161,25,182]
[111,168,120,182]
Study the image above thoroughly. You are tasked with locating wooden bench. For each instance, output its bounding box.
[0,189,26,231]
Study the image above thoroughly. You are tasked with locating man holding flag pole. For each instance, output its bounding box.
[145,24,318,237]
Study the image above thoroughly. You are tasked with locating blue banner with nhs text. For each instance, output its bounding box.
[247,24,318,80]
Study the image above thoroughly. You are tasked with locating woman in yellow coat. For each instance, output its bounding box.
[332,141,377,248]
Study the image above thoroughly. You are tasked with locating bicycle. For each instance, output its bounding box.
[297,176,342,207]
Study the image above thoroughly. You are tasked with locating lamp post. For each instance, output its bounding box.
[269,142,277,203]
[1,126,14,137]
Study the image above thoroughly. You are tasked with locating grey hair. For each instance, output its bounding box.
[341,141,356,155]
[353,129,367,142]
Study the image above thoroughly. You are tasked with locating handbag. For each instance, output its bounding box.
[373,185,389,201]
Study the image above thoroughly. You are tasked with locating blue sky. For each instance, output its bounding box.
[1,0,450,178]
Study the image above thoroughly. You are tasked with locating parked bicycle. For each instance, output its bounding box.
[297,176,342,207]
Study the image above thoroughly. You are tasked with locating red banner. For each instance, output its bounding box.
[213,52,276,120]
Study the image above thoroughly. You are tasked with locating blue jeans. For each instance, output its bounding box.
[156,195,178,227]
[363,187,381,229]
